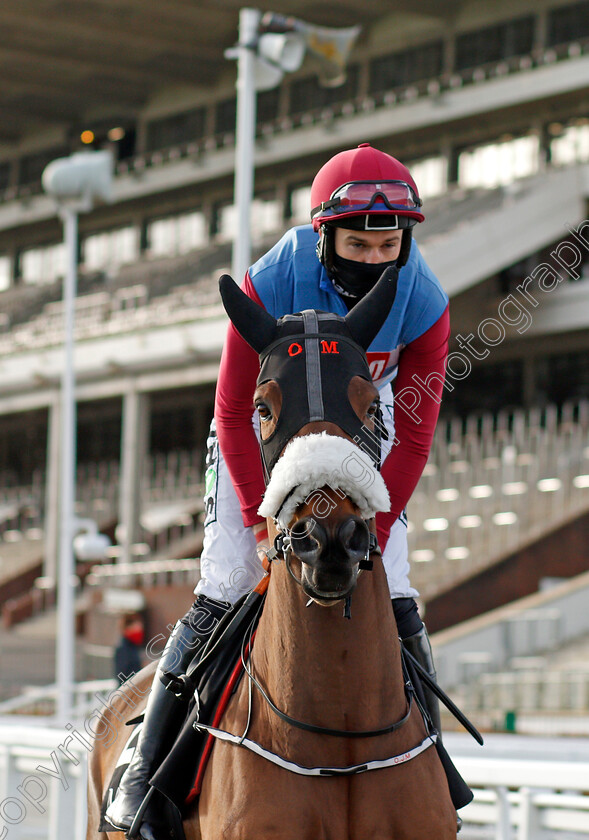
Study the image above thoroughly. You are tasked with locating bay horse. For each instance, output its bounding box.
[86,268,457,839]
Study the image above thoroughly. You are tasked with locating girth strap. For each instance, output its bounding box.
[192,722,437,777]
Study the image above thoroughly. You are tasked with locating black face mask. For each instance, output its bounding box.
[330,254,397,299]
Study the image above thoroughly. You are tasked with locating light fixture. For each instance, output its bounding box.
[80,129,95,145]
[436,488,460,502]
[493,511,518,525]
[458,515,482,528]
[502,481,528,495]
[423,517,449,532]
[469,484,493,498]
[411,549,435,563]
[537,478,562,492]
[108,127,126,142]
[445,546,470,560]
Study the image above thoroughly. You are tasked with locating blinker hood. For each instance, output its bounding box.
[257,311,381,475]
[218,269,399,477]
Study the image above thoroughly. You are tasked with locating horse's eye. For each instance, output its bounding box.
[366,400,378,418]
[256,402,273,422]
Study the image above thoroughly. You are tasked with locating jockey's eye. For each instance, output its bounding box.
[256,401,273,422]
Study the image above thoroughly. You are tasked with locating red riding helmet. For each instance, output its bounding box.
[310,143,425,231]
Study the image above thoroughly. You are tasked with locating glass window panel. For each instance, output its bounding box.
[177,212,207,253]
[84,232,110,270]
[0,162,10,192]
[0,256,11,291]
[217,204,237,241]
[551,123,589,165]
[458,135,539,188]
[409,156,447,199]
[290,76,326,115]
[290,186,311,223]
[83,227,138,271]
[145,107,206,151]
[215,98,237,135]
[369,42,443,94]
[548,1,589,46]
[149,218,176,257]
[251,199,282,242]
[21,249,45,284]
[113,227,138,267]
[256,88,281,126]
[455,16,534,71]
[45,243,66,280]
[290,67,359,116]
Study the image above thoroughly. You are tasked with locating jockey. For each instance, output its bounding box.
[106,143,451,837]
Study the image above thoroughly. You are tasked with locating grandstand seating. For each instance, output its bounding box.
[408,400,589,598]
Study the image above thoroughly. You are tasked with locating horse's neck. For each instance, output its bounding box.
[253,556,405,730]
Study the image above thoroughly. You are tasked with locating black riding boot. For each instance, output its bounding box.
[105,594,229,838]
[402,624,442,735]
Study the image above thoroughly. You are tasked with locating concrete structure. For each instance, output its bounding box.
[0,0,588,613]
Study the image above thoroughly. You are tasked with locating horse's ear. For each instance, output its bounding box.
[219,274,278,354]
[344,265,399,350]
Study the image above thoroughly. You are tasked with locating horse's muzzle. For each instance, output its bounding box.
[289,515,370,601]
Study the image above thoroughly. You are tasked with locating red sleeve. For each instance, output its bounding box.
[375,304,450,551]
[214,273,267,528]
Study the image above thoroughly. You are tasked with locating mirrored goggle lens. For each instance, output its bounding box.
[330,180,421,212]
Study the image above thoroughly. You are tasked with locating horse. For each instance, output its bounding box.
[86,267,457,839]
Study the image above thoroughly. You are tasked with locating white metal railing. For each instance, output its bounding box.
[0,724,88,840]
[0,679,116,720]
[456,754,589,839]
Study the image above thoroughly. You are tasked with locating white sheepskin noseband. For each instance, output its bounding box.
[258,432,390,530]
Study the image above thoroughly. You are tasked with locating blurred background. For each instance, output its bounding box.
[0,0,588,836]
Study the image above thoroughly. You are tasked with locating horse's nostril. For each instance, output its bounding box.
[339,518,370,559]
[290,517,325,562]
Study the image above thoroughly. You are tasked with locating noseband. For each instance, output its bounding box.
[264,514,379,619]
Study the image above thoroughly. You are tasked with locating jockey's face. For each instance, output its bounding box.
[334,227,403,264]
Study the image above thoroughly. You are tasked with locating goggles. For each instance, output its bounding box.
[311,180,422,220]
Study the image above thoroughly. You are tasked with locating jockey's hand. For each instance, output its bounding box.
[252,521,270,566]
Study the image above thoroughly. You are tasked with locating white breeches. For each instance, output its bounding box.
[195,383,417,604]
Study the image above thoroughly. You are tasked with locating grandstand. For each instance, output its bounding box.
[0,0,589,720]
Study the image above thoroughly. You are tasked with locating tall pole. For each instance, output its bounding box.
[56,205,78,725]
[231,7,260,283]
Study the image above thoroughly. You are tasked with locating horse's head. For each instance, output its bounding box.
[219,269,397,604]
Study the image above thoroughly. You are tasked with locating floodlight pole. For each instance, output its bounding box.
[231,7,260,282]
[43,149,113,724]
[56,203,79,725]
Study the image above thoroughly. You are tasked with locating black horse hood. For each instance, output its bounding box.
[218,270,398,475]
[256,310,380,474]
